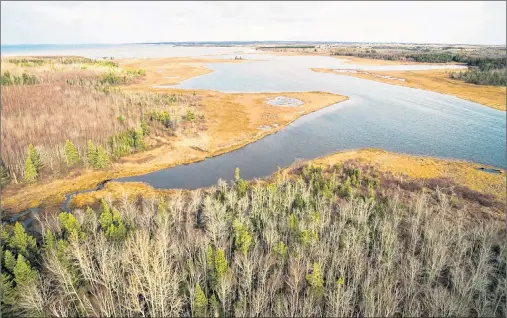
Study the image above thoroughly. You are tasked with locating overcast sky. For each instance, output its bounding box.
[2,1,506,45]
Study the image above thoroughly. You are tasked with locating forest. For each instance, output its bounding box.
[0,57,203,186]
[1,162,505,317]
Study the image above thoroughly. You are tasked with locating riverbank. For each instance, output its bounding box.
[68,148,506,215]
[311,68,506,111]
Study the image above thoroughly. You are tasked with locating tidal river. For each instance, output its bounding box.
[114,49,505,189]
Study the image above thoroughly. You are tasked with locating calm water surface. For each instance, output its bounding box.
[119,51,505,188]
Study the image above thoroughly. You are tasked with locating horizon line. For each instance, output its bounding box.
[1,41,506,47]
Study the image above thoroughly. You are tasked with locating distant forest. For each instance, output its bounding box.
[331,50,506,86]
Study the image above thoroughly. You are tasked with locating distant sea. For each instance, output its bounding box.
[0,41,330,56]
[1,44,119,56]
[0,43,256,59]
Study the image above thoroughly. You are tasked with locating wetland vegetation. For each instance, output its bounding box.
[0,57,203,185]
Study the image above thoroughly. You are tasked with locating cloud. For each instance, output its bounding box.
[1,1,505,45]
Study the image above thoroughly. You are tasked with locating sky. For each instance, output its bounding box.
[1,1,506,45]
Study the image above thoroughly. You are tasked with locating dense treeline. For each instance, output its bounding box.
[257,46,315,49]
[330,49,506,86]
[450,68,506,86]
[1,163,505,316]
[331,50,506,68]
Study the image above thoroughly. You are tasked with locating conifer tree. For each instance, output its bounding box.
[23,156,38,183]
[99,200,112,229]
[43,229,56,252]
[95,146,110,168]
[141,118,150,136]
[27,144,41,172]
[58,212,82,241]
[214,248,228,280]
[0,160,11,187]
[9,222,36,258]
[193,283,208,317]
[1,273,16,315]
[3,250,16,272]
[64,139,80,167]
[232,219,252,255]
[234,167,240,181]
[87,140,97,167]
[306,262,324,296]
[13,254,38,287]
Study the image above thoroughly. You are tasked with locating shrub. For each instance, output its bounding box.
[1,71,39,85]
[185,109,196,122]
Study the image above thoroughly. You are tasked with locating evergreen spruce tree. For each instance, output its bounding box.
[9,222,36,258]
[1,273,16,315]
[99,199,113,229]
[13,254,38,287]
[27,144,41,172]
[58,212,82,241]
[23,156,38,183]
[64,140,80,167]
[95,146,110,169]
[193,283,208,317]
[141,117,150,136]
[3,250,16,272]
[43,229,56,252]
[87,140,98,167]
[0,160,11,187]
